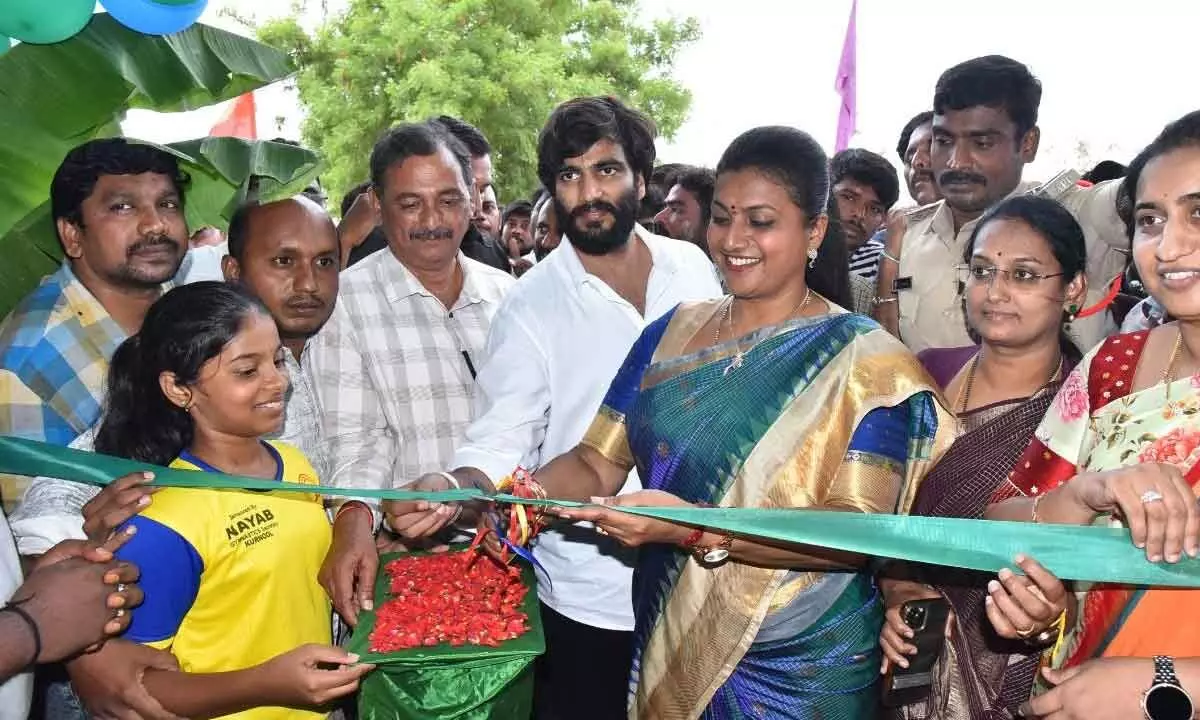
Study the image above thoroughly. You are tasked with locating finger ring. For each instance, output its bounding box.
[116,583,127,594]
[1141,490,1165,504]
[113,608,125,619]
[1015,623,1038,638]
[595,525,609,536]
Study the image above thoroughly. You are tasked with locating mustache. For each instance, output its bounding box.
[286,294,326,309]
[126,234,179,255]
[940,170,987,187]
[571,201,620,220]
[409,227,456,241]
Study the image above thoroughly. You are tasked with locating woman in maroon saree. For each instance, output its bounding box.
[879,196,1089,719]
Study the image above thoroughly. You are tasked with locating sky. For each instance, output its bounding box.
[122,0,1200,197]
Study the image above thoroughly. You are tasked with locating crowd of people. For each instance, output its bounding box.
[0,51,1197,720]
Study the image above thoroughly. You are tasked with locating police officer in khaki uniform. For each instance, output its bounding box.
[874,56,1127,354]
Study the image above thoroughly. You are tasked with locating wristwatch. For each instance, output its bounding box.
[692,533,733,565]
[1144,656,1194,720]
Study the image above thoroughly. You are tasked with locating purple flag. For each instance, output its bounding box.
[834,0,857,152]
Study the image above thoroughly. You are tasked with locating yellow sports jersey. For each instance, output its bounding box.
[115,441,332,720]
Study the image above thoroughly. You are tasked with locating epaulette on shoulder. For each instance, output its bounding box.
[902,201,940,224]
[1027,169,1082,200]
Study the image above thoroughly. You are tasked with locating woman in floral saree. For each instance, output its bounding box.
[984,112,1200,719]
[534,126,955,719]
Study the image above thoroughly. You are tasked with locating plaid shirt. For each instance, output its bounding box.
[0,265,131,511]
[303,251,514,514]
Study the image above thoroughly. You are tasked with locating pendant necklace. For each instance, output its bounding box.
[713,289,812,376]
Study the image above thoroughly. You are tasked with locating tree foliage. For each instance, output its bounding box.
[259,0,699,208]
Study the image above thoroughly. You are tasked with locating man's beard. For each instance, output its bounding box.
[555,188,639,256]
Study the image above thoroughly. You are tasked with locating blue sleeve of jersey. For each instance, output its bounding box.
[114,515,204,643]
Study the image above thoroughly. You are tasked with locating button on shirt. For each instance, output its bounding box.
[896,177,1126,353]
[452,227,722,630]
[305,251,515,505]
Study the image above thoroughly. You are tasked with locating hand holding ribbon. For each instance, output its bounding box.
[549,490,697,547]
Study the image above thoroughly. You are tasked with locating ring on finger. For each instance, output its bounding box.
[1014,622,1038,639]
[595,525,609,536]
[1141,490,1165,504]
[113,608,125,619]
[116,583,127,594]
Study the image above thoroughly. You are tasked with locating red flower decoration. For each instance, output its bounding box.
[369,550,530,652]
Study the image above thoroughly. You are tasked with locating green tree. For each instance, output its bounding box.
[259,0,699,209]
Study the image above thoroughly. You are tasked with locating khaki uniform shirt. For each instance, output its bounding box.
[895,173,1126,353]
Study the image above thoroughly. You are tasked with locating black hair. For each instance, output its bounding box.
[94,282,270,466]
[225,200,260,262]
[433,115,492,158]
[537,96,657,193]
[896,110,934,160]
[830,148,900,210]
[812,195,853,309]
[340,180,373,217]
[716,126,849,306]
[963,195,1086,364]
[1119,111,1200,239]
[651,162,689,191]
[370,121,472,196]
[674,166,716,227]
[51,138,189,239]
[502,200,533,226]
[1081,160,1127,185]
[530,187,549,207]
[933,55,1042,138]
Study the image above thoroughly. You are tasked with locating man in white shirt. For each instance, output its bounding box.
[387,96,722,720]
[311,121,515,627]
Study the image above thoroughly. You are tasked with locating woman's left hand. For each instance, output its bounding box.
[985,554,1070,643]
[550,490,695,547]
[1019,658,1154,718]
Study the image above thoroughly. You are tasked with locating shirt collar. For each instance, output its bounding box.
[57,263,173,337]
[928,181,1038,239]
[557,224,677,289]
[380,249,485,307]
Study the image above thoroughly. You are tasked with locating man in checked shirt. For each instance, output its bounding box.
[307,121,515,627]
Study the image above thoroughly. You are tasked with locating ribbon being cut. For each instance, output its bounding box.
[2,435,1200,588]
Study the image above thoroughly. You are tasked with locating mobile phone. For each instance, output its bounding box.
[882,597,951,707]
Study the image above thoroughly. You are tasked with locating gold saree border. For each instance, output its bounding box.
[632,312,956,720]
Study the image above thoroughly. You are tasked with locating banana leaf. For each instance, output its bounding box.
[0,12,314,317]
[350,547,543,720]
[0,137,324,317]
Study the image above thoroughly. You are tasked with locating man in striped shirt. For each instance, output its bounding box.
[831,148,900,281]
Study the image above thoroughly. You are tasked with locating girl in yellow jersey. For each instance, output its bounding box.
[92,282,372,718]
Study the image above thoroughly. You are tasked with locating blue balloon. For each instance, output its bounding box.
[100,0,209,36]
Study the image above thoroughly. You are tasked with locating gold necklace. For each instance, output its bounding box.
[714,289,813,376]
[1164,331,1184,402]
[955,351,1064,426]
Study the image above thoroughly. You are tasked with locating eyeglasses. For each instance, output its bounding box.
[955,264,1065,290]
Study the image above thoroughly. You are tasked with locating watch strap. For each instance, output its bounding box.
[1155,656,1182,687]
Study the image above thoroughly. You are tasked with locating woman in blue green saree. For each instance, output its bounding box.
[535,127,956,719]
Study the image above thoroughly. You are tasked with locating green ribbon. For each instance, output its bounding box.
[2,436,1198,587]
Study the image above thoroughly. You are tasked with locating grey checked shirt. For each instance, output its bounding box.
[303,250,514,513]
